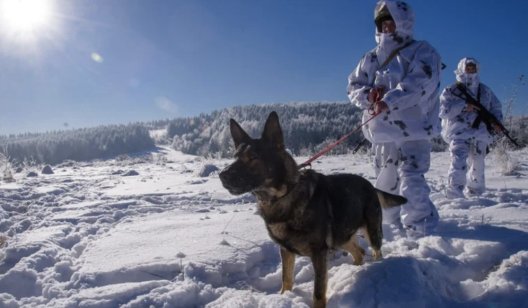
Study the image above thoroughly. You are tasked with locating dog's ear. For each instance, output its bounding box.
[262,111,284,150]
[230,119,251,148]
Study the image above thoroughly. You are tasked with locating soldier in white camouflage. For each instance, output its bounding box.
[347,0,441,237]
[440,57,503,198]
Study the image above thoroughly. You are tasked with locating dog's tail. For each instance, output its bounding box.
[375,189,407,208]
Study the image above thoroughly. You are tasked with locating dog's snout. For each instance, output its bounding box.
[219,166,232,184]
[219,163,258,195]
[219,165,237,192]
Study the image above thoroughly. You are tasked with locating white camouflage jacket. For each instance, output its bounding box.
[347,0,442,144]
[439,82,503,143]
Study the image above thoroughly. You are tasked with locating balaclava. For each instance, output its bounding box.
[374,0,415,64]
[455,57,480,95]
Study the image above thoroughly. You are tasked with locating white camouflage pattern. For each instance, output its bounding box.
[348,0,442,144]
[347,0,441,234]
[445,139,488,198]
[440,58,503,144]
[440,57,503,198]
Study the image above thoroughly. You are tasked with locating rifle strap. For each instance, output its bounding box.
[378,40,415,69]
[455,82,481,99]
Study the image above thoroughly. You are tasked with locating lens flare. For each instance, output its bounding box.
[0,0,55,41]
[91,52,104,63]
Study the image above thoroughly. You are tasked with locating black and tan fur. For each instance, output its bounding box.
[219,112,406,308]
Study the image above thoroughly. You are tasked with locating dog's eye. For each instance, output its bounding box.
[248,152,259,161]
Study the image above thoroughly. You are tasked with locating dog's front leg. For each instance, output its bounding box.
[280,247,295,293]
[311,251,327,308]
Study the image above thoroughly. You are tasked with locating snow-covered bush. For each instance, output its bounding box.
[491,139,521,176]
[41,165,54,175]
[198,164,219,177]
[0,150,14,182]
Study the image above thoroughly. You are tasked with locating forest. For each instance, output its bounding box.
[1,102,526,166]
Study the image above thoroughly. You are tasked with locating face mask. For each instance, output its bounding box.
[376,32,397,46]
[457,73,479,87]
[456,72,480,96]
[376,33,401,65]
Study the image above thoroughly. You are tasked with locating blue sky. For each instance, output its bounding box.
[1,0,527,134]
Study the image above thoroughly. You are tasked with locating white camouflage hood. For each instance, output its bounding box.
[374,0,415,44]
[455,57,480,93]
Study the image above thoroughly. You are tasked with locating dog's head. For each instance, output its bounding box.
[219,111,298,196]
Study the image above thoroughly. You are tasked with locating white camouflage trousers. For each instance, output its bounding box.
[446,139,487,198]
[372,140,439,232]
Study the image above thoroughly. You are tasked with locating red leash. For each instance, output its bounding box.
[298,112,380,169]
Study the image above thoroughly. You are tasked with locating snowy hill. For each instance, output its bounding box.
[0,146,527,307]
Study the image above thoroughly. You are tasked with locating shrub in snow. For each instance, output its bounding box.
[27,172,38,178]
[42,165,54,175]
[176,252,186,274]
[198,164,219,177]
[57,160,76,168]
[491,140,521,176]
[3,169,14,183]
[116,154,131,161]
[122,170,139,177]
[0,234,7,248]
[0,151,14,182]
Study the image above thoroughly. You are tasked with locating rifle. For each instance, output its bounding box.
[453,83,520,148]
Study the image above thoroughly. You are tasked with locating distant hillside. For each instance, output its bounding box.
[2,102,526,165]
[0,124,154,166]
[167,102,366,157]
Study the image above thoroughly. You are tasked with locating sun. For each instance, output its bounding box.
[0,0,55,41]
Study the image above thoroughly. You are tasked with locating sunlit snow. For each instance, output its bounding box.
[1,146,527,307]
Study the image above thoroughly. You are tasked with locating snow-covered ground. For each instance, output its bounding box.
[0,146,527,307]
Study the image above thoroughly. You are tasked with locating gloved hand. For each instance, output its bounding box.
[368,87,388,114]
[368,87,385,103]
[373,100,389,114]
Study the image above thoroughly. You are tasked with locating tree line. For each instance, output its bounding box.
[1,102,526,165]
[168,102,367,157]
[0,124,154,166]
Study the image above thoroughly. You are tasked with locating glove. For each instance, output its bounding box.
[367,87,388,114]
[368,87,385,103]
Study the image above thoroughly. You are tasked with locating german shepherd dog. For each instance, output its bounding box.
[219,112,406,308]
